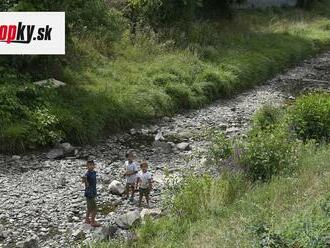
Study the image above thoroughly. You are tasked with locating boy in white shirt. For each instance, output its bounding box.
[124,150,139,202]
[136,160,153,207]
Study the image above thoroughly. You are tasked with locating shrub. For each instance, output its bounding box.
[127,0,243,29]
[209,132,233,163]
[26,107,64,146]
[252,105,285,131]
[240,128,297,182]
[289,92,330,142]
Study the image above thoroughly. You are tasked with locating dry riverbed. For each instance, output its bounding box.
[0,51,330,248]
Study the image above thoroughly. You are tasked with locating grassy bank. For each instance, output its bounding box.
[94,92,330,248]
[2,1,330,152]
[132,146,330,248]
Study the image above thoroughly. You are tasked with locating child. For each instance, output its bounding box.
[82,160,101,227]
[136,160,153,207]
[124,150,138,202]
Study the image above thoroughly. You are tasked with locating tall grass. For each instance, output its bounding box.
[2,1,330,152]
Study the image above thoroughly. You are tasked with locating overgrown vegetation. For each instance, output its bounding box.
[1,1,330,153]
[94,92,330,248]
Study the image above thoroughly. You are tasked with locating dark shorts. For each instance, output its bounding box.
[139,188,150,196]
[86,197,97,211]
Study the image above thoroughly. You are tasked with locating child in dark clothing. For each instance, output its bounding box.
[82,160,101,227]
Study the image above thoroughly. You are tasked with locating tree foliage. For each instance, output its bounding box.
[127,0,245,29]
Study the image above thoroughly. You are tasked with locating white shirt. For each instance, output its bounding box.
[125,161,138,184]
[138,171,152,189]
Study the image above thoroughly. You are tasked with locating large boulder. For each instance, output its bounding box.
[34,78,66,88]
[92,224,118,241]
[108,180,125,195]
[46,143,77,159]
[140,208,162,222]
[58,142,75,154]
[153,141,172,153]
[46,148,64,159]
[176,142,191,151]
[116,211,141,229]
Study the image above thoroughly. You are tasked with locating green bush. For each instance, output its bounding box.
[240,128,297,182]
[252,105,285,131]
[289,93,330,142]
[209,132,233,163]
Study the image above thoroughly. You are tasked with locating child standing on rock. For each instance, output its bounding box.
[124,150,139,202]
[82,160,101,227]
[136,160,153,207]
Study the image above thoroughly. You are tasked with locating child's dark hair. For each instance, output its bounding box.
[87,160,95,165]
[125,149,134,158]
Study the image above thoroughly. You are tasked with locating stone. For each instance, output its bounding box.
[176,142,191,151]
[93,224,118,241]
[129,129,137,135]
[46,148,64,159]
[108,180,125,195]
[12,155,21,160]
[92,225,110,241]
[225,127,240,134]
[115,211,141,229]
[58,142,75,154]
[155,130,165,141]
[72,229,85,241]
[34,78,66,88]
[140,208,162,221]
[58,177,67,187]
[153,141,172,153]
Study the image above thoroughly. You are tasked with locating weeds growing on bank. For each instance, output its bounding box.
[2,2,330,152]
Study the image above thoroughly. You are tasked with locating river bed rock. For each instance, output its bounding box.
[109,180,125,195]
[116,211,141,229]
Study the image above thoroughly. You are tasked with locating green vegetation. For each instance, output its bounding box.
[2,1,330,152]
[94,92,330,248]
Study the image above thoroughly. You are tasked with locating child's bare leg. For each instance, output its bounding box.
[138,191,143,207]
[90,210,100,227]
[130,185,135,199]
[125,184,130,199]
[146,193,150,207]
[85,209,91,223]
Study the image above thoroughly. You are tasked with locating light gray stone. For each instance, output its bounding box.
[116,211,141,229]
[108,180,125,195]
[46,149,64,159]
[176,142,191,151]
[34,78,66,88]
[140,208,162,221]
